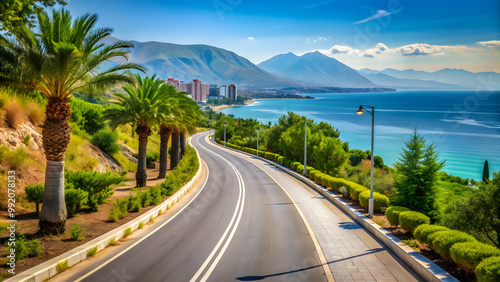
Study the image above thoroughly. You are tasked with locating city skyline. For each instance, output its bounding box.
[58,0,499,72]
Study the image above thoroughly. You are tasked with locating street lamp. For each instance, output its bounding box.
[256,129,261,156]
[223,121,228,146]
[356,105,375,218]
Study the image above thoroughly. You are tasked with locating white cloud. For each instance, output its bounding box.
[361,43,388,57]
[328,45,360,55]
[478,40,500,48]
[248,37,255,40]
[354,10,392,25]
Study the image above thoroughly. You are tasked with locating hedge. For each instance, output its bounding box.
[450,242,500,270]
[359,191,389,212]
[305,166,315,177]
[476,256,500,282]
[296,164,304,174]
[430,230,477,259]
[414,224,450,245]
[398,211,430,233]
[386,206,411,226]
[351,186,369,201]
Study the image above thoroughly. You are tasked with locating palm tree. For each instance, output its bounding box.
[104,74,175,187]
[0,9,145,234]
[157,91,200,177]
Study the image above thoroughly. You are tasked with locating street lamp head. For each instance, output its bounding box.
[356,106,364,115]
[223,121,228,126]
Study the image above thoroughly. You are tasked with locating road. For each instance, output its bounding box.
[56,131,422,282]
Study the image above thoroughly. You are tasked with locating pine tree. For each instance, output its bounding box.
[393,129,445,217]
[483,160,490,183]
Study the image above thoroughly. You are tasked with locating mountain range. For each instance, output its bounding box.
[105,37,499,90]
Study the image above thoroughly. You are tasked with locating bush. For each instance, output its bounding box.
[26,101,44,126]
[359,191,389,212]
[291,162,301,170]
[123,227,132,238]
[24,184,44,214]
[4,235,41,261]
[450,242,500,270]
[431,230,477,259]
[305,166,315,177]
[65,189,88,217]
[3,99,23,129]
[87,246,97,257]
[386,206,411,226]
[70,224,85,241]
[296,164,304,174]
[398,211,430,233]
[0,146,28,170]
[351,186,369,201]
[414,224,450,245]
[476,256,500,282]
[70,99,105,135]
[127,195,142,212]
[91,129,120,155]
[27,240,41,257]
[139,190,151,207]
[338,186,350,198]
[108,198,129,222]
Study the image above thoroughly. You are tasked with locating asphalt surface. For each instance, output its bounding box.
[61,132,327,282]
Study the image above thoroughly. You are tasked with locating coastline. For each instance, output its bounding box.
[211,97,314,111]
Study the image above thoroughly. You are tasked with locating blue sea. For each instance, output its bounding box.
[221,90,500,180]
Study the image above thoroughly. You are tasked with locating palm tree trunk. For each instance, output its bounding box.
[136,125,152,187]
[170,128,180,170]
[39,97,71,234]
[158,125,173,179]
[180,132,186,159]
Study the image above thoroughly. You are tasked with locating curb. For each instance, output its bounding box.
[7,136,204,282]
[210,138,458,282]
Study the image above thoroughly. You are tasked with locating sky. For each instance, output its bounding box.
[60,0,500,72]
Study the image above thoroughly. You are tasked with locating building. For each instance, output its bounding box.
[165,78,180,91]
[228,84,237,100]
[201,83,209,101]
[219,85,227,98]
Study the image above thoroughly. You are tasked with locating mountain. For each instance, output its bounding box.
[364,68,500,89]
[258,51,376,88]
[105,37,298,87]
[357,71,464,89]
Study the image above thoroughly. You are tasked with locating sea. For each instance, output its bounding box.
[221,90,500,180]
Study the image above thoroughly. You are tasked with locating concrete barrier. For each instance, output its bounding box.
[7,136,204,282]
[211,138,458,282]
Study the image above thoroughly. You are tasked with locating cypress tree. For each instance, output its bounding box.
[483,160,490,183]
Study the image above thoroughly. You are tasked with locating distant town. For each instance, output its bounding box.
[166,78,237,103]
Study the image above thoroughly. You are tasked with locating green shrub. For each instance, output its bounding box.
[359,191,389,212]
[296,164,304,173]
[65,170,123,211]
[291,162,301,170]
[431,230,477,258]
[123,227,132,238]
[398,211,430,233]
[139,190,151,207]
[402,239,420,251]
[414,224,450,245]
[450,242,500,270]
[87,246,97,257]
[476,256,500,282]
[108,198,129,222]
[138,221,144,229]
[70,98,105,135]
[91,129,120,155]
[4,235,40,261]
[351,186,369,201]
[70,224,85,241]
[27,240,41,257]
[127,196,142,212]
[386,206,411,226]
[338,186,350,198]
[65,189,88,217]
[305,166,315,177]
[24,184,44,214]
[159,145,199,197]
[108,238,116,245]
[57,260,69,273]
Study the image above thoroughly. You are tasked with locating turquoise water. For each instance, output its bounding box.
[221,90,500,180]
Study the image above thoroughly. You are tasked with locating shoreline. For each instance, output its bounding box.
[211,97,314,111]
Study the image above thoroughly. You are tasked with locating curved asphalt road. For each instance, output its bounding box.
[62,131,327,282]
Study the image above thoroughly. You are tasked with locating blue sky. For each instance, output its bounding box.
[62,0,499,72]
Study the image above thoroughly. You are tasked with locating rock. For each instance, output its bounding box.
[0,122,43,150]
[119,144,137,164]
[87,144,124,172]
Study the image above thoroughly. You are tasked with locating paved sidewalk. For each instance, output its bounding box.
[244,160,423,282]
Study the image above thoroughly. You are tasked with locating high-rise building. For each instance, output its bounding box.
[219,85,227,98]
[228,84,237,100]
[165,78,180,91]
[201,83,209,101]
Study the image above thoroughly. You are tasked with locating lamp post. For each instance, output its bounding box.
[223,121,228,146]
[256,129,261,156]
[356,105,375,218]
[303,118,307,176]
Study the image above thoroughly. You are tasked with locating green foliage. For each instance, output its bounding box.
[91,129,120,155]
[108,238,116,246]
[440,171,500,247]
[27,239,41,257]
[127,195,142,212]
[138,221,144,229]
[70,224,85,241]
[160,145,199,197]
[24,184,43,213]
[65,170,123,212]
[108,198,129,222]
[431,230,477,259]
[359,191,389,212]
[57,260,69,273]
[483,160,490,183]
[4,235,41,261]
[0,146,28,170]
[386,206,411,226]
[87,246,97,257]
[310,137,348,177]
[0,0,67,30]
[393,129,445,218]
[70,99,105,135]
[414,224,451,245]
[123,227,132,238]
[349,149,370,166]
[64,189,88,218]
[132,151,160,165]
[450,242,500,270]
[398,211,430,233]
[351,186,369,201]
[476,256,500,282]
[402,239,420,251]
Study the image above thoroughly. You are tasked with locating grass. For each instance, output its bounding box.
[0,146,28,170]
[123,227,132,238]
[65,133,99,171]
[57,260,69,273]
[375,220,386,227]
[111,152,136,171]
[108,238,116,246]
[0,222,8,231]
[158,209,162,216]
[402,239,420,251]
[87,246,98,257]
[149,216,154,222]
[138,221,144,229]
